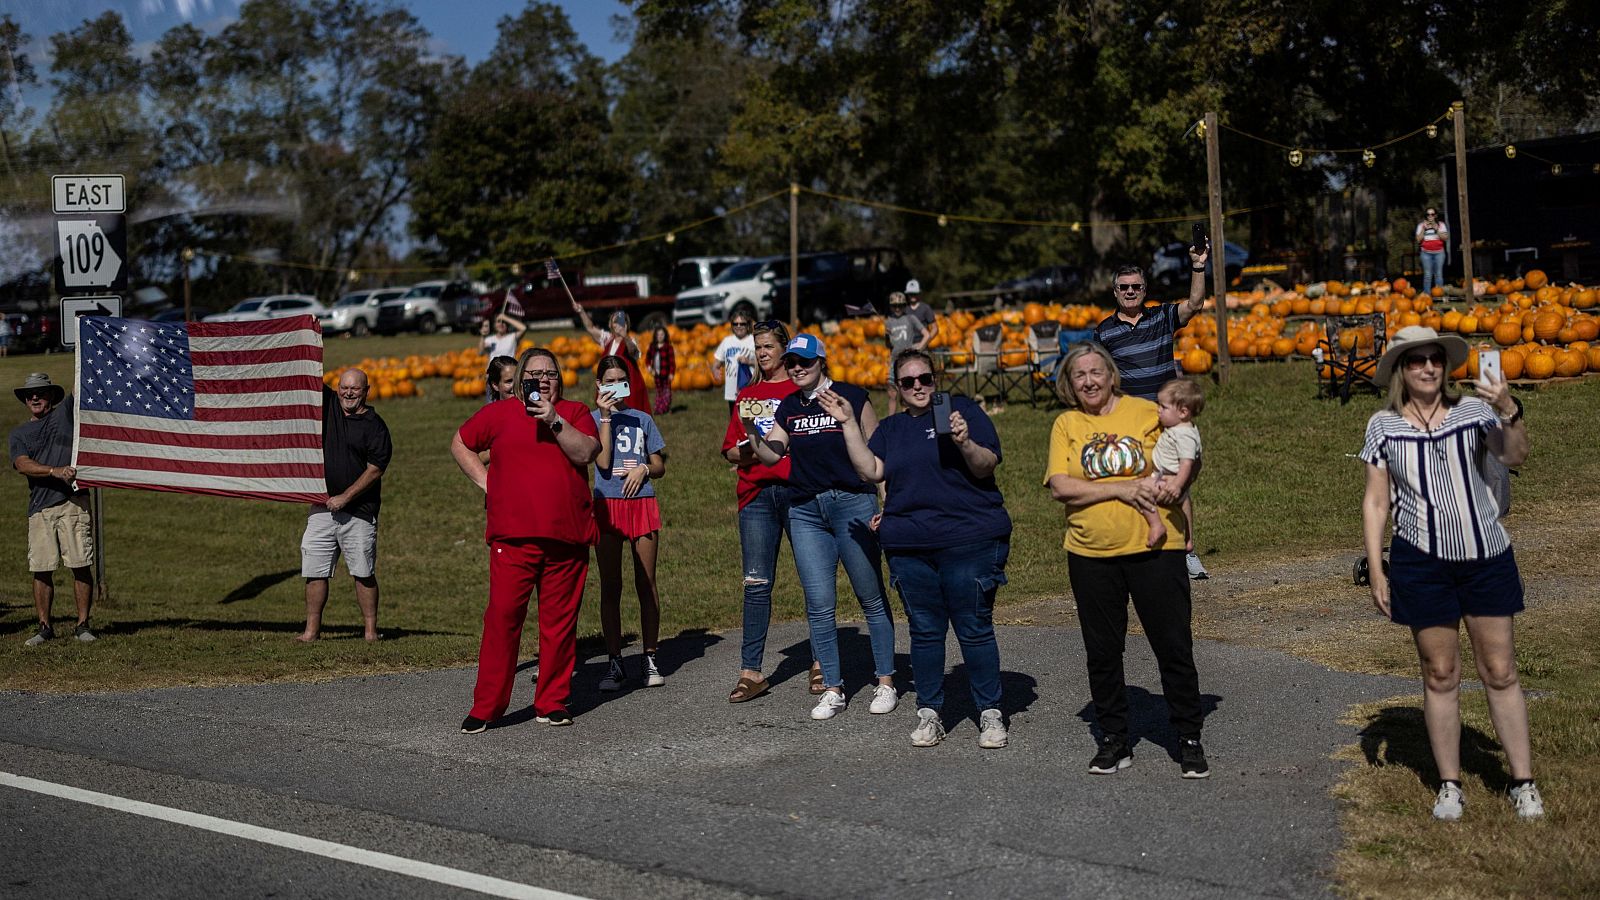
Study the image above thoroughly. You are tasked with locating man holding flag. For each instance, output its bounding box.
[11,372,95,646]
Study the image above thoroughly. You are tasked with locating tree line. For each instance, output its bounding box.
[0,0,1594,310]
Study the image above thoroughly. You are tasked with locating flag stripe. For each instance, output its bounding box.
[194,375,322,395]
[192,403,322,422]
[194,391,322,409]
[77,440,322,466]
[76,451,322,480]
[188,316,323,338]
[78,423,322,450]
[191,361,322,380]
[77,410,321,435]
[73,472,327,505]
[191,345,321,366]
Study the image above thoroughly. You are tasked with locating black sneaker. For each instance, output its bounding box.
[1088,736,1133,774]
[24,623,54,647]
[535,709,573,727]
[460,715,488,734]
[73,622,97,643]
[1179,737,1211,779]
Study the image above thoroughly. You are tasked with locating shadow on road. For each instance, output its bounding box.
[1356,704,1511,792]
[1073,686,1224,758]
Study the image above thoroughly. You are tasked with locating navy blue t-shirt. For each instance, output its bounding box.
[866,395,1011,551]
[1096,302,1180,400]
[774,380,874,501]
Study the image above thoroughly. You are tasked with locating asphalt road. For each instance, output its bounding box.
[0,621,1412,899]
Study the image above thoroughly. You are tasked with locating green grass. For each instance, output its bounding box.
[2,333,1599,694]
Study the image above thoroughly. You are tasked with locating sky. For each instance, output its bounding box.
[7,0,634,105]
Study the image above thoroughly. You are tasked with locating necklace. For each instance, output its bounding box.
[1408,399,1449,461]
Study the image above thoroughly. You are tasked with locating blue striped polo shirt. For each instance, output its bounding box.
[1095,303,1181,400]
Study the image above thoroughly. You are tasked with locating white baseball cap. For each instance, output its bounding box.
[905,279,921,295]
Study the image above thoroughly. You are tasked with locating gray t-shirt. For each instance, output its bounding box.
[8,398,77,515]
[886,313,922,354]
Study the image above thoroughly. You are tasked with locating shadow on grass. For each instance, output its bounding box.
[1356,704,1512,792]
[219,569,302,604]
[1074,686,1224,758]
[95,618,463,639]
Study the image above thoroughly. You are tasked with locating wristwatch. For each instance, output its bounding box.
[547,416,564,434]
[1191,265,1207,272]
[1497,396,1524,425]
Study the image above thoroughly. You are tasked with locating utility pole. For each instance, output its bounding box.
[789,182,799,334]
[1205,111,1230,385]
[1451,101,1474,294]
[182,247,194,321]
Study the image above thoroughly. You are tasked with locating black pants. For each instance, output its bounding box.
[1066,549,1203,739]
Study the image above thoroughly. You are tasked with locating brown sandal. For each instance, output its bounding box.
[809,662,825,695]
[728,676,770,703]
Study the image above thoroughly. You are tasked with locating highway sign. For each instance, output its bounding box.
[54,216,128,294]
[52,174,125,214]
[60,295,123,349]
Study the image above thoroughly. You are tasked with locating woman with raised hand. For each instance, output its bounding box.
[571,299,652,414]
[1360,326,1541,821]
[825,349,1012,749]
[590,355,668,692]
[1044,342,1208,779]
[741,333,898,720]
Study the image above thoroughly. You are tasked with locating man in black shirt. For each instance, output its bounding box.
[298,369,392,642]
[9,373,96,645]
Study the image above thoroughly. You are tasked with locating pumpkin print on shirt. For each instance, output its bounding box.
[1080,431,1147,480]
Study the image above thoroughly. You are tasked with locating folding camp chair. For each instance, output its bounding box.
[1024,320,1062,407]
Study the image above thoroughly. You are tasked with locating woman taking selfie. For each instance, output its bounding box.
[826,349,1012,749]
[1360,326,1541,821]
[591,355,668,692]
[741,333,898,720]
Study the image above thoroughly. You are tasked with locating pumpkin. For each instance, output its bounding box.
[1523,352,1556,379]
[1492,321,1522,346]
[1180,348,1212,374]
[1501,348,1525,380]
[1532,311,1565,342]
[1587,347,1600,372]
[1523,269,1547,290]
[1573,317,1599,341]
[1554,349,1587,377]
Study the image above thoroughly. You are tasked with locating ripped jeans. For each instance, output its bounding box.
[738,484,791,672]
[887,539,1009,712]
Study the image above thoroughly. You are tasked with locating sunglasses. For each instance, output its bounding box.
[1115,283,1146,293]
[731,320,751,328]
[1404,351,1446,369]
[20,391,49,401]
[784,355,821,369]
[896,373,935,390]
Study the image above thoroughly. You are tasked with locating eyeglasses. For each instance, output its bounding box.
[523,369,559,379]
[1404,351,1446,369]
[20,391,48,401]
[731,320,751,328]
[896,373,935,390]
[1115,283,1146,293]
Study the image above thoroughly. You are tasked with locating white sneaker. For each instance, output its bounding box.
[910,708,945,747]
[1509,782,1545,820]
[598,657,627,692]
[1186,552,1209,580]
[868,683,899,714]
[643,653,665,687]
[810,690,847,720]
[977,709,1008,749]
[1432,782,1464,821]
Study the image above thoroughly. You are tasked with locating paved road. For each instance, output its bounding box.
[0,622,1412,899]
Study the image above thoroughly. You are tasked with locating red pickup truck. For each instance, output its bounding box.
[481,268,676,332]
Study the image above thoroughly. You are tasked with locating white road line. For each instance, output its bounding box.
[0,771,594,900]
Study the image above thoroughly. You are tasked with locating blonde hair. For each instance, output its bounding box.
[1159,378,1206,417]
[1053,342,1122,409]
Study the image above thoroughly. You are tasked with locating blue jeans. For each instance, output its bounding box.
[887,540,1008,712]
[738,484,791,671]
[1420,250,1445,293]
[787,489,895,688]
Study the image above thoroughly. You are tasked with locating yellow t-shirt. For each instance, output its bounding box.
[1043,396,1188,557]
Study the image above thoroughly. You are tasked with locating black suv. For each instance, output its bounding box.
[768,247,912,323]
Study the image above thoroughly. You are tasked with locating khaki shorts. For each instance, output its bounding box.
[301,507,378,579]
[28,495,94,572]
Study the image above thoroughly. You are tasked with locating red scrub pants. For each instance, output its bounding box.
[470,538,589,721]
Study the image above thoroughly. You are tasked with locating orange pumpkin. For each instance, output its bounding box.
[1492,321,1522,346]
[1500,348,1525,380]
[1587,346,1600,372]
[1523,352,1556,379]
[1523,269,1547,290]
[1180,348,1212,374]
[1554,349,1587,377]
[1532,311,1566,342]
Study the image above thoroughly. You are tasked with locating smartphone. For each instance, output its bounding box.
[600,381,630,401]
[1191,222,1208,256]
[1478,349,1502,384]
[931,391,953,435]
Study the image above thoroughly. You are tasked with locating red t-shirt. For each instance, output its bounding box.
[722,379,795,509]
[458,397,601,545]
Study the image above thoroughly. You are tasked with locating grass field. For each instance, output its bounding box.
[1,328,1597,893]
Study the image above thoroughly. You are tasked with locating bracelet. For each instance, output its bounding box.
[1191,265,1207,272]
[599,417,611,423]
[1498,396,1524,425]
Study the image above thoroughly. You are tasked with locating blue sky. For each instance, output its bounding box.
[8,0,633,97]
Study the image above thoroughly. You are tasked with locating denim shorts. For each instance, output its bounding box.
[1388,538,1524,628]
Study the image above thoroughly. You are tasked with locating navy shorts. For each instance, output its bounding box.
[1388,538,1524,628]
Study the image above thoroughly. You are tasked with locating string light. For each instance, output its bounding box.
[937,214,948,227]
[347,270,359,283]
[1362,149,1376,168]
[1288,149,1303,167]
[1071,222,1081,233]
[1194,119,1207,141]
[1425,124,1438,139]
[1505,144,1517,159]
[1552,164,1562,176]
[664,232,676,244]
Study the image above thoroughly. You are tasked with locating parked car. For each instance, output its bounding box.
[667,256,744,296]
[320,287,406,337]
[484,270,672,332]
[375,280,485,335]
[4,312,56,353]
[993,264,1085,301]
[204,294,327,323]
[1152,239,1249,290]
[674,248,910,327]
[673,256,782,327]
[148,306,218,323]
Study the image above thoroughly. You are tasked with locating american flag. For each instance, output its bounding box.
[71,315,328,504]
[545,258,562,280]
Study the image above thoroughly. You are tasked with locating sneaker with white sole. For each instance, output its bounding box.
[1179,737,1211,778]
[978,709,1008,749]
[1432,781,1464,821]
[73,623,97,643]
[1186,552,1209,580]
[1088,735,1133,774]
[643,653,665,687]
[598,657,627,692]
[868,683,899,714]
[24,623,53,647]
[810,690,847,720]
[1508,782,1544,820]
[910,708,945,747]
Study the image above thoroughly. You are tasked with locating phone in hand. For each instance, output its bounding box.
[931,391,953,435]
[599,381,630,401]
[1478,349,1502,384]
[1191,222,1208,256]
